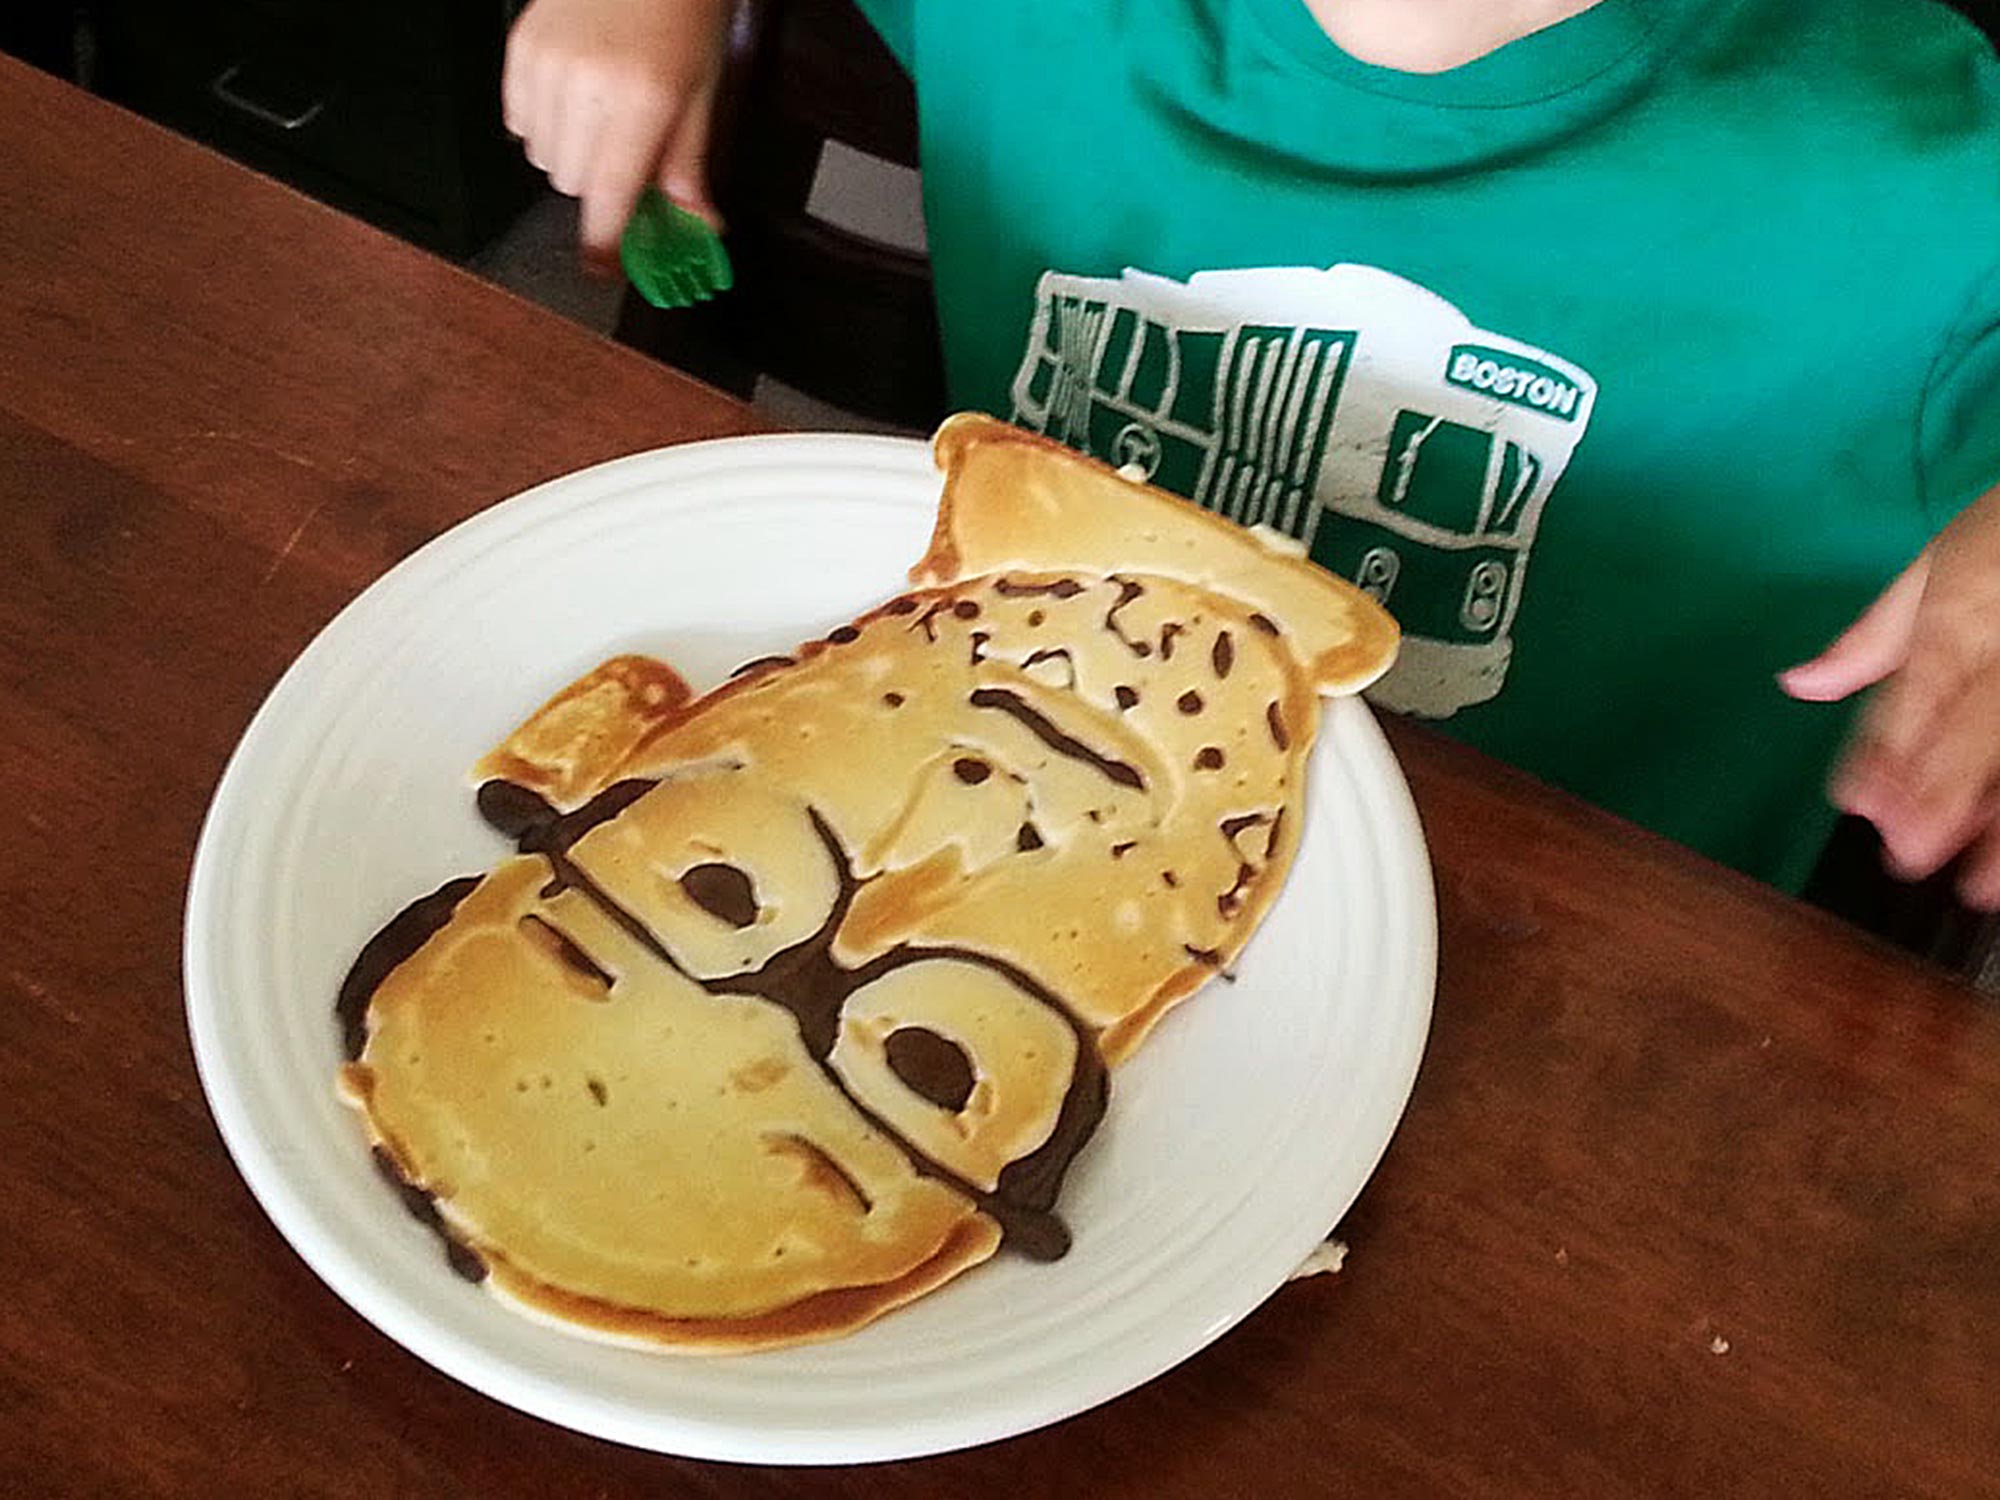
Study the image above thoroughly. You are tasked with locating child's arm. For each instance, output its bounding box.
[1782,487,2000,908]
[502,0,735,265]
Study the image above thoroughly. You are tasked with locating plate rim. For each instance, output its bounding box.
[183,430,1437,1464]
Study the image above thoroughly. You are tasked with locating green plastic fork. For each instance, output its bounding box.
[620,188,733,308]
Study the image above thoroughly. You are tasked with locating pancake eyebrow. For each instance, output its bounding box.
[517,914,615,993]
[968,687,1147,791]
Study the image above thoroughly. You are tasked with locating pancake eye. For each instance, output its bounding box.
[884,1027,976,1111]
[827,957,1083,1193]
[564,769,842,981]
[679,863,758,929]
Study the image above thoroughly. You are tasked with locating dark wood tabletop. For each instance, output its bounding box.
[5,55,1998,1499]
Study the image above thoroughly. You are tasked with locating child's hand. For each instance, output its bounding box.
[502,0,734,267]
[1781,486,2000,907]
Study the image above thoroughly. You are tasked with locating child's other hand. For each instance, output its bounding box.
[1781,486,2000,907]
[503,0,734,268]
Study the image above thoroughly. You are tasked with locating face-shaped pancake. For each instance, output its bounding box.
[337,414,1398,1351]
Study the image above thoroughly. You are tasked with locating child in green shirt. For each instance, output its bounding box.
[502,0,2000,904]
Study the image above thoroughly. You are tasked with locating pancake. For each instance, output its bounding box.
[337,414,1398,1351]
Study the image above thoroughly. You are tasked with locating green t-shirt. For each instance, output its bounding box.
[853,0,2000,890]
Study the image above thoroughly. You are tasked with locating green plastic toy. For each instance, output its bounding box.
[620,188,733,308]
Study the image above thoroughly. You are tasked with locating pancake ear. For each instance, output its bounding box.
[472,654,693,808]
[914,413,1399,697]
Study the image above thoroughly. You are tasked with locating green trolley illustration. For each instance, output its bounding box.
[1010,265,1599,717]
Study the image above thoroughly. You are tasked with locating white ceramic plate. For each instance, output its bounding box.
[184,433,1435,1465]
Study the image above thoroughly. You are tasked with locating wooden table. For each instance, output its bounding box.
[6,56,1998,1498]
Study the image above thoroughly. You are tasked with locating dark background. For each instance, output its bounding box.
[0,1,540,258]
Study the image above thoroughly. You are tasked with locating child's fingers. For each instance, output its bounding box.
[502,0,568,163]
[1835,640,2000,878]
[1849,751,1989,882]
[520,53,564,174]
[549,92,607,199]
[1833,757,1982,883]
[579,105,677,257]
[657,77,720,224]
[1778,551,1930,702]
[501,32,531,138]
[499,0,730,243]
[1830,487,2000,884]
[1957,810,2000,909]
[500,1,547,141]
